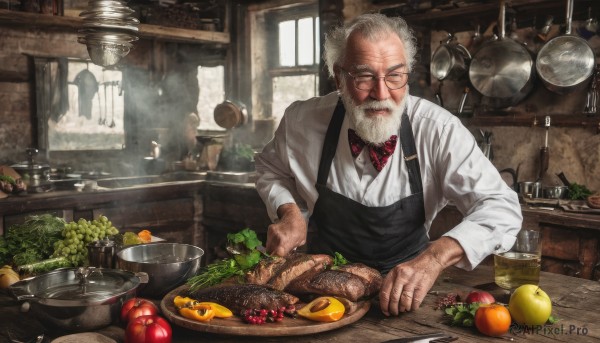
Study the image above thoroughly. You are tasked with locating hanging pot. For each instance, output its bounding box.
[536,0,595,94]
[468,0,535,108]
[431,33,471,81]
[213,100,248,129]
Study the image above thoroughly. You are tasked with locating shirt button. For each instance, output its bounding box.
[494,244,501,250]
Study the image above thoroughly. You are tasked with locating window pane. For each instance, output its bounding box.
[279,20,296,67]
[49,61,124,150]
[197,65,225,131]
[298,17,314,65]
[315,17,320,65]
[272,75,318,126]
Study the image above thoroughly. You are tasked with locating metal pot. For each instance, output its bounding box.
[468,0,535,108]
[544,185,569,199]
[9,267,147,332]
[536,0,595,94]
[214,100,248,129]
[10,148,52,192]
[519,181,542,199]
[431,33,471,81]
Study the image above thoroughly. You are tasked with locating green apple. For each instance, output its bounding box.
[508,284,552,326]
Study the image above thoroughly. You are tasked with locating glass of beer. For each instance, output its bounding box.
[494,229,541,289]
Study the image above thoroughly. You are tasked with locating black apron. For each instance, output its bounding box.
[309,99,429,273]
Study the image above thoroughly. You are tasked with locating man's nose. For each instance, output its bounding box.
[370,77,390,100]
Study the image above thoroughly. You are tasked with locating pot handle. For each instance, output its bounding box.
[135,272,149,284]
[8,284,39,302]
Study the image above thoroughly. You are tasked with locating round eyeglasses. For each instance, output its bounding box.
[342,68,409,91]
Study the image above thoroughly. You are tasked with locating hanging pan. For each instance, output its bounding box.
[468,0,535,108]
[536,0,595,94]
[430,33,471,108]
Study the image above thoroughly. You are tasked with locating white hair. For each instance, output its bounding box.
[323,13,418,78]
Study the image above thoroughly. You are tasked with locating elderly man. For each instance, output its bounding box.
[254,13,522,316]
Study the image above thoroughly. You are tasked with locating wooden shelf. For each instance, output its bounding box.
[385,0,599,31]
[0,9,230,45]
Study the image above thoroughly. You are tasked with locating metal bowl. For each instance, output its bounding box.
[543,186,569,199]
[116,243,204,298]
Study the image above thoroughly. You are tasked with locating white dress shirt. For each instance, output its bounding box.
[255,91,523,270]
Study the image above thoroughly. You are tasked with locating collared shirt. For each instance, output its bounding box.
[255,92,523,270]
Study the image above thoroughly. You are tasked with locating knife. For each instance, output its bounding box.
[381,333,456,343]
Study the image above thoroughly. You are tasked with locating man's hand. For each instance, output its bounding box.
[379,237,464,315]
[266,203,307,256]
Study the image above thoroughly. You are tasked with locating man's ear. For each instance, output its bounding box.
[333,65,342,90]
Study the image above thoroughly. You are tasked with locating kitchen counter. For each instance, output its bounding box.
[1,265,599,342]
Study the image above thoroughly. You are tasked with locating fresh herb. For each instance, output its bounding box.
[187,228,265,291]
[0,214,65,266]
[187,258,244,292]
[333,252,348,267]
[444,302,480,327]
[226,228,264,269]
[0,175,16,184]
[568,183,593,200]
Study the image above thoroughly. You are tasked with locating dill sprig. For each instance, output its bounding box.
[186,258,245,292]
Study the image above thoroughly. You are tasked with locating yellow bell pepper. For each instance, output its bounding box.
[178,304,215,322]
[173,295,198,309]
[194,302,233,318]
[297,296,345,322]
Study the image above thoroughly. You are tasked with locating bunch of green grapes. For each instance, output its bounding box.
[51,215,119,266]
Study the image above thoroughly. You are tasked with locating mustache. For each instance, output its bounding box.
[357,99,396,112]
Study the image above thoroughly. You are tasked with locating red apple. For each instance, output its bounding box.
[125,314,172,343]
[465,290,495,304]
[121,298,159,324]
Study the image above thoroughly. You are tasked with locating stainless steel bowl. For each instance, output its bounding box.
[543,186,569,199]
[116,243,204,298]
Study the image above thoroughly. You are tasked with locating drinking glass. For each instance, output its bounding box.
[494,229,542,289]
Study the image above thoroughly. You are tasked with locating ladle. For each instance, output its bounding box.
[109,81,116,128]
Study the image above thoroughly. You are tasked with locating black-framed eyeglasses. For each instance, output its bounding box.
[341,68,409,91]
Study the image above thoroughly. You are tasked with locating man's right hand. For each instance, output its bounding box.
[266,203,307,256]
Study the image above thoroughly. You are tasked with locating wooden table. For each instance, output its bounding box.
[1,265,599,342]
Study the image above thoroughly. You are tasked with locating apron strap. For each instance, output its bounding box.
[400,113,423,194]
[316,98,345,186]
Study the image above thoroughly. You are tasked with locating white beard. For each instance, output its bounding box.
[340,89,407,145]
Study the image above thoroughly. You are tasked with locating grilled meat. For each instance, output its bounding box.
[285,269,367,302]
[187,284,299,313]
[337,263,382,297]
[245,256,287,285]
[267,253,334,290]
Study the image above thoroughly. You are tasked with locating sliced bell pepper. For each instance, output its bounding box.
[179,304,215,322]
[194,302,233,318]
[173,295,198,309]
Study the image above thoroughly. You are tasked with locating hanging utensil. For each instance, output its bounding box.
[102,82,108,126]
[578,7,598,40]
[538,116,551,181]
[430,33,471,110]
[584,66,599,116]
[536,0,595,94]
[468,0,535,109]
[109,81,116,128]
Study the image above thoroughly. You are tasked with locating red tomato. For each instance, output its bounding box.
[125,315,172,343]
[121,298,159,323]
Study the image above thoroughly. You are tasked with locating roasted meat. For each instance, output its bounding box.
[267,253,334,290]
[285,269,368,302]
[245,256,287,285]
[337,263,383,297]
[187,284,299,313]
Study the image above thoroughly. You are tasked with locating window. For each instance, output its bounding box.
[37,58,125,151]
[268,4,320,125]
[196,65,225,131]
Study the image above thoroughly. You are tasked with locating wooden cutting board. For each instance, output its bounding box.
[160,285,371,336]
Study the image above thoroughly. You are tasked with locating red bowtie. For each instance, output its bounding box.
[348,129,398,172]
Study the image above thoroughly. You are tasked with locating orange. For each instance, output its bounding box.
[474,304,512,337]
[137,229,152,243]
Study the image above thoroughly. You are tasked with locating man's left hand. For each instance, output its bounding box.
[379,237,464,315]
